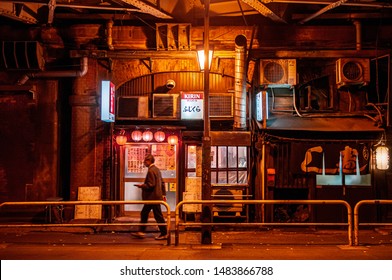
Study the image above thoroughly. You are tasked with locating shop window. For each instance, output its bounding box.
[185,145,248,183]
[211,146,248,184]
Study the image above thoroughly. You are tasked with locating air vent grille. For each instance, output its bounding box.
[263,61,285,84]
[153,94,180,118]
[116,96,148,119]
[210,93,233,117]
[336,58,370,87]
[260,59,296,87]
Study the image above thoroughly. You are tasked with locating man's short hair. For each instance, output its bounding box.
[145,154,155,163]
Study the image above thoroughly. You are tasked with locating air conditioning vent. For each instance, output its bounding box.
[116,96,148,120]
[260,59,296,87]
[210,93,233,117]
[0,41,45,70]
[212,188,243,216]
[336,58,370,87]
[153,93,180,118]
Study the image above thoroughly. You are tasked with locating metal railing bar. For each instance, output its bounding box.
[177,222,348,226]
[353,199,392,246]
[175,199,352,246]
[0,200,171,245]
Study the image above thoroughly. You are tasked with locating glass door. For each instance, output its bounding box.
[122,143,177,213]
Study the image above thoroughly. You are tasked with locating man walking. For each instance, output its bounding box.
[132,154,168,240]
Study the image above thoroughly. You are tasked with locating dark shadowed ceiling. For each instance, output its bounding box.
[1,0,392,26]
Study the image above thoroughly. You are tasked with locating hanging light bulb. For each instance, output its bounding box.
[115,130,127,145]
[167,135,178,145]
[142,130,153,142]
[131,129,142,142]
[154,131,165,142]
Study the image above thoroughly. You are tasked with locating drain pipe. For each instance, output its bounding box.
[234,34,248,130]
[17,56,88,85]
[353,20,362,50]
[107,20,114,50]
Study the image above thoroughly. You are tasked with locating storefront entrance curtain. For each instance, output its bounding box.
[290,142,371,175]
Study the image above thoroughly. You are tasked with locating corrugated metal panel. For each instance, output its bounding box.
[274,142,309,189]
[117,72,235,96]
[117,75,152,97]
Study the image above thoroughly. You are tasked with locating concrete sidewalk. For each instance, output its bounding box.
[1,227,392,260]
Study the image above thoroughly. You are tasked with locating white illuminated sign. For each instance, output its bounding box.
[256,91,268,121]
[181,91,204,120]
[101,80,115,122]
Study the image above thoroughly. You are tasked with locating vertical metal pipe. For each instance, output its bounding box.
[234,34,248,130]
[354,20,362,51]
[107,20,114,50]
[201,0,212,244]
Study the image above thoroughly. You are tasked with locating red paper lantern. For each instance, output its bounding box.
[167,135,178,145]
[154,131,165,142]
[115,135,127,145]
[142,130,153,141]
[131,130,142,142]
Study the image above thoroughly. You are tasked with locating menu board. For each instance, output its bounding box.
[74,186,102,219]
[124,143,176,179]
[183,177,202,212]
[151,144,176,171]
[126,145,148,174]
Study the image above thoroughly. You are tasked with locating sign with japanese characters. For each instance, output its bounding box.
[290,143,370,174]
[181,91,203,120]
[100,80,115,122]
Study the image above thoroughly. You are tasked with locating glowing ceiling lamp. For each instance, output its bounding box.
[197,47,213,71]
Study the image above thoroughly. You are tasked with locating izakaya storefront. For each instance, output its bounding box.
[259,119,385,223]
[113,127,180,216]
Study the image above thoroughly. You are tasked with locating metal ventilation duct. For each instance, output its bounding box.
[234,34,247,130]
[0,41,45,70]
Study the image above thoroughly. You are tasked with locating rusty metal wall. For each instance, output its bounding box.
[116,71,235,96]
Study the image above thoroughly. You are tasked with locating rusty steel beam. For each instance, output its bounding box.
[241,0,287,23]
[299,0,349,24]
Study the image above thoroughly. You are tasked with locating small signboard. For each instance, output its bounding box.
[100,80,115,122]
[256,91,268,121]
[74,186,102,219]
[181,91,204,120]
[183,177,202,212]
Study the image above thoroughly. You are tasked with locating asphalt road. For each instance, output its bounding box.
[1,227,392,260]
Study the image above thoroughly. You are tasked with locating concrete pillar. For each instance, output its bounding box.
[69,58,98,201]
[33,80,59,200]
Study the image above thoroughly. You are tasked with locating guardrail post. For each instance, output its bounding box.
[175,199,353,246]
[0,200,171,246]
[354,200,392,246]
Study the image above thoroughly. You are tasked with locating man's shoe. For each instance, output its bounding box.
[155,234,168,240]
[131,232,145,239]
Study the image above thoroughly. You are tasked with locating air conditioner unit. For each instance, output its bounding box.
[209,93,233,117]
[116,96,148,120]
[260,59,296,87]
[153,93,180,118]
[336,58,370,87]
[0,41,45,70]
[212,188,243,216]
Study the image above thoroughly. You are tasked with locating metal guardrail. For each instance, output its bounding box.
[0,200,171,245]
[8,199,390,247]
[175,199,352,246]
[353,199,392,246]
